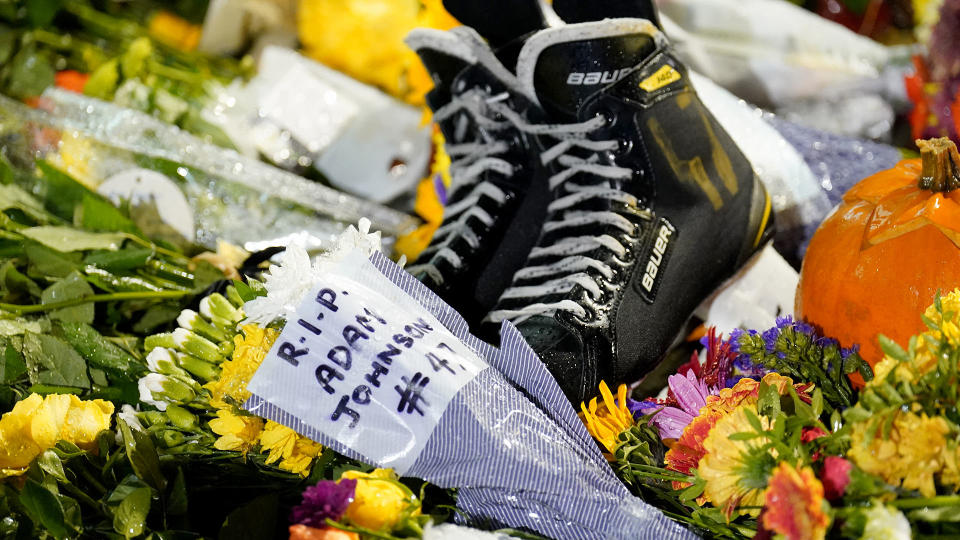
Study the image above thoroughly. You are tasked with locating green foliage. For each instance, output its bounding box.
[732,323,872,410]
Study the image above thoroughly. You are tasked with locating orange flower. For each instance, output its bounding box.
[762,462,830,540]
[664,373,801,489]
[664,376,763,475]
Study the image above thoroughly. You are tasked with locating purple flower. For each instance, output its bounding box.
[290,478,357,527]
[649,371,713,439]
[840,344,860,360]
[627,397,658,418]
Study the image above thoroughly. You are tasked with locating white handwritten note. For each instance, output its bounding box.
[244,250,488,473]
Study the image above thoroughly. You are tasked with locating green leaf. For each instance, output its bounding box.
[0,26,16,66]
[53,321,145,378]
[25,242,80,278]
[34,160,87,221]
[678,478,705,502]
[166,468,188,516]
[84,247,153,272]
[80,194,139,235]
[4,46,54,99]
[0,183,52,224]
[0,317,49,337]
[191,261,225,292]
[811,388,824,418]
[84,58,119,100]
[112,486,151,539]
[41,271,94,324]
[36,449,67,483]
[877,334,909,363]
[25,0,62,26]
[772,414,786,442]
[232,280,256,303]
[22,332,90,389]
[0,260,42,299]
[757,381,780,418]
[119,419,167,491]
[132,303,181,334]
[743,408,764,433]
[20,479,70,539]
[89,367,108,386]
[728,431,759,441]
[21,227,126,252]
[1,343,26,383]
[106,475,150,506]
[120,37,152,80]
[218,494,278,540]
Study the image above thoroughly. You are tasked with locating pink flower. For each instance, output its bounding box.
[820,456,852,501]
[650,371,713,439]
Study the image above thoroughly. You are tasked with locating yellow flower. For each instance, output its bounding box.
[0,394,113,477]
[849,410,954,497]
[579,381,635,457]
[341,468,420,531]
[260,420,299,464]
[206,324,279,409]
[209,409,263,453]
[698,405,772,518]
[192,240,250,281]
[147,11,201,51]
[277,437,323,476]
[259,421,322,477]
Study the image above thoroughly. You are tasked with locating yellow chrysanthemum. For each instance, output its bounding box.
[259,421,322,477]
[341,468,420,531]
[849,410,956,497]
[206,324,279,409]
[209,409,263,453]
[260,420,299,464]
[579,381,635,457]
[0,394,113,477]
[698,405,772,518]
[277,437,323,476]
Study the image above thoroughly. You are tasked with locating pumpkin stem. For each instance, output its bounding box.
[918,137,960,192]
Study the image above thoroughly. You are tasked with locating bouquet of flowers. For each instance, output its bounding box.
[580,299,960,539]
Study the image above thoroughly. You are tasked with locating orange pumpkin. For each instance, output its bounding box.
[796,137,960,367]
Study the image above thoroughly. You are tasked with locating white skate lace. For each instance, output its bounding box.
[485,107,651,324]
[406,89,518,284]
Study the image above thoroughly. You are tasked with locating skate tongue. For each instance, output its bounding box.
[517,19,660,120]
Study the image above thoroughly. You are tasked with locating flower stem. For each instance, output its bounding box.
[0,290,191,315]
[627,463,690,481]
[62,482,103,513]
[890,495,960,509]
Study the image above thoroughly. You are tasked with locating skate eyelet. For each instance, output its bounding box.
[616,138,633,155]
[594,108,616,128]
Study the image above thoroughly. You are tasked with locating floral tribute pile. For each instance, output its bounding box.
[580,293,960,539]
